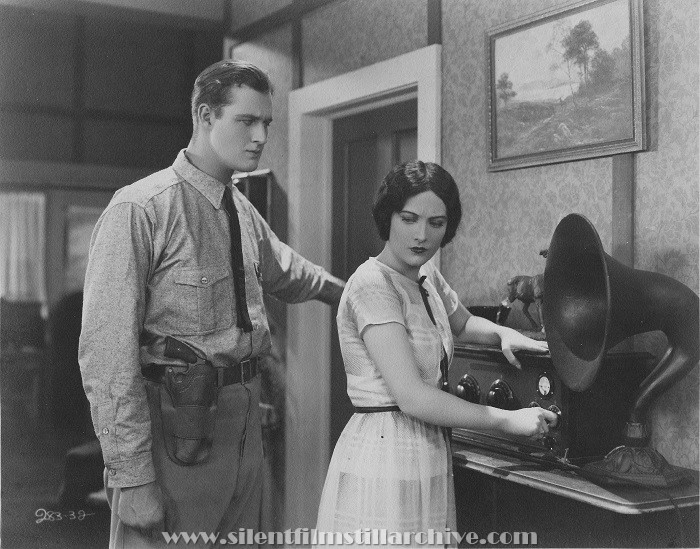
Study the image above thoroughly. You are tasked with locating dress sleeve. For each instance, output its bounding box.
[347,268,405,336]
[427,261,462,318]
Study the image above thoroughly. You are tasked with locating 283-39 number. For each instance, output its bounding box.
[35,508,95,524]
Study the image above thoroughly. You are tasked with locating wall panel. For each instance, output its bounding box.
[82,118,189,169]
[0,9,76,108]
[635,0,699,470]
[0,112,75,162]
[232,24,294,234]
[83,19,190,116]
[301,0,427,85]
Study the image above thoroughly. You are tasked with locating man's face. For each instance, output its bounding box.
[207,84,273,174]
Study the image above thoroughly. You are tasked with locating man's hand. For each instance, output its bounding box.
[118,481,165,541]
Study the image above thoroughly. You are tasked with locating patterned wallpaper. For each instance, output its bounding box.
[301,0,426,86]
[232,24,294,196]
[233,0,698,469]
[441,0,612,316]
[634,0,699,469]
[442,0,698,469]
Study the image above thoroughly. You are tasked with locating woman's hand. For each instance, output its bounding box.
[457,313,548,369]
[498,327,548,369]
[503,406,559,438]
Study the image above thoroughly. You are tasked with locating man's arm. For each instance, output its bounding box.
[79,201,157,488]
[248,204,345,305]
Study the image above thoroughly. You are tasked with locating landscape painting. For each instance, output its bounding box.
[487,0,645,171]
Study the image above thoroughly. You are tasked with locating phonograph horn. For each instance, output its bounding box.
[543,213,699,486]
[543,213,699,424]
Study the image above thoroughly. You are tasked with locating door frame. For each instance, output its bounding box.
[285,44,442,529]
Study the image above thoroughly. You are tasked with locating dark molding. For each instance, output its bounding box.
[72,16,86,163]
[427,0,442,45]
[0,159,150,192]
[223,0,232,36]
[291,18,303,90]
[0,103,190,129]
[611,154,635,267]
[227,0,337,43]
[0,0,223,31]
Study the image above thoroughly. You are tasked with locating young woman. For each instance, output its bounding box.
[315,161,557,544]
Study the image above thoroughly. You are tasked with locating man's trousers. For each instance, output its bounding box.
[106,377,264,549]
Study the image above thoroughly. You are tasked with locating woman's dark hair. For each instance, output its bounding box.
[191,60,273,121]
[372,160,462,247]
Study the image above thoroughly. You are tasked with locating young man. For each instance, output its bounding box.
[79,60,344,548]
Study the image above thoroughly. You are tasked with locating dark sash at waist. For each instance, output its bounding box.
[354,405,401,413]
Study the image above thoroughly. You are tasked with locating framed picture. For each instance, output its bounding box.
[487,0,646,171]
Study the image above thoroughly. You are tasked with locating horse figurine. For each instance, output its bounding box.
[506,249,548,332]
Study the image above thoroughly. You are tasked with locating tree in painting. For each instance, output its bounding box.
[562,20,600,86]
[496,73,517,107]
[494,0,635,160]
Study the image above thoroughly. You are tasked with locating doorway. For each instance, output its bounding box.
[330,99,418,449]
[286,44,441,529]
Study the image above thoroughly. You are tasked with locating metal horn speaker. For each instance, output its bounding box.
[543,213,699,486]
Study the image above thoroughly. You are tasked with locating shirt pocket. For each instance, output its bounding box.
[171,264,233,335]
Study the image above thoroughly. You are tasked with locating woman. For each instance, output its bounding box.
[315,161,557,544]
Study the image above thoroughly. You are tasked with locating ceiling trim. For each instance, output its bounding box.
[227,0,336,43]
[0,0,224,31]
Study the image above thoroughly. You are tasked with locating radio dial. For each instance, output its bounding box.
[455,374,481,404]
[547,405,562,430]
[537,372,555,398]
[487,379,519,410]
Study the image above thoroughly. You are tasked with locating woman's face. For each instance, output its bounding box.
[384,190,448,278]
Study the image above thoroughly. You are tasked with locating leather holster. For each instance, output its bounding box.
[159,362,218,466]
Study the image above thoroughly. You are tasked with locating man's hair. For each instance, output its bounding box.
[190,60,273,121]
[372,160,462,247]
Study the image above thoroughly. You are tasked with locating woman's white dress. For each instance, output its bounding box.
[315,257,461,543]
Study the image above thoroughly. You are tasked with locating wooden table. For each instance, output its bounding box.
[452,442,699,547]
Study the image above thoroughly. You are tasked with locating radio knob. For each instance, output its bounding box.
[455,374,481,404]
[542,436,558,451]
[487,379,518,410]
[547,405,562,430]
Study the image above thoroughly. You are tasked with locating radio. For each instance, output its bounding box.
[448,343,654,462]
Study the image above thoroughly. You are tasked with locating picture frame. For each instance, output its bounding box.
[487,0,646,171]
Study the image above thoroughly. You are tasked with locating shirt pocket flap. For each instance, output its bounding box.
[174,265,230,288]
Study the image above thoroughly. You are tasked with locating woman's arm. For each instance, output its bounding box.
[449,303,548,369]
[362,322,556,434]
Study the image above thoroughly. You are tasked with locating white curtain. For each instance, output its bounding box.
[0,192,47,303]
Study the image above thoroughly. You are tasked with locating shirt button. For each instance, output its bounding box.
[108,468,116,476]
[201,276,209,284]
[102,428,110,435]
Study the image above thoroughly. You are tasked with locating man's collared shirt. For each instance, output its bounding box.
[79,150,342,487]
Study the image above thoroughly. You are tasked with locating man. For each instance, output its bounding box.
[79,60,344,548]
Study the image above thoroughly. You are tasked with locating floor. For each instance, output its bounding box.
[1,356,110,549]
